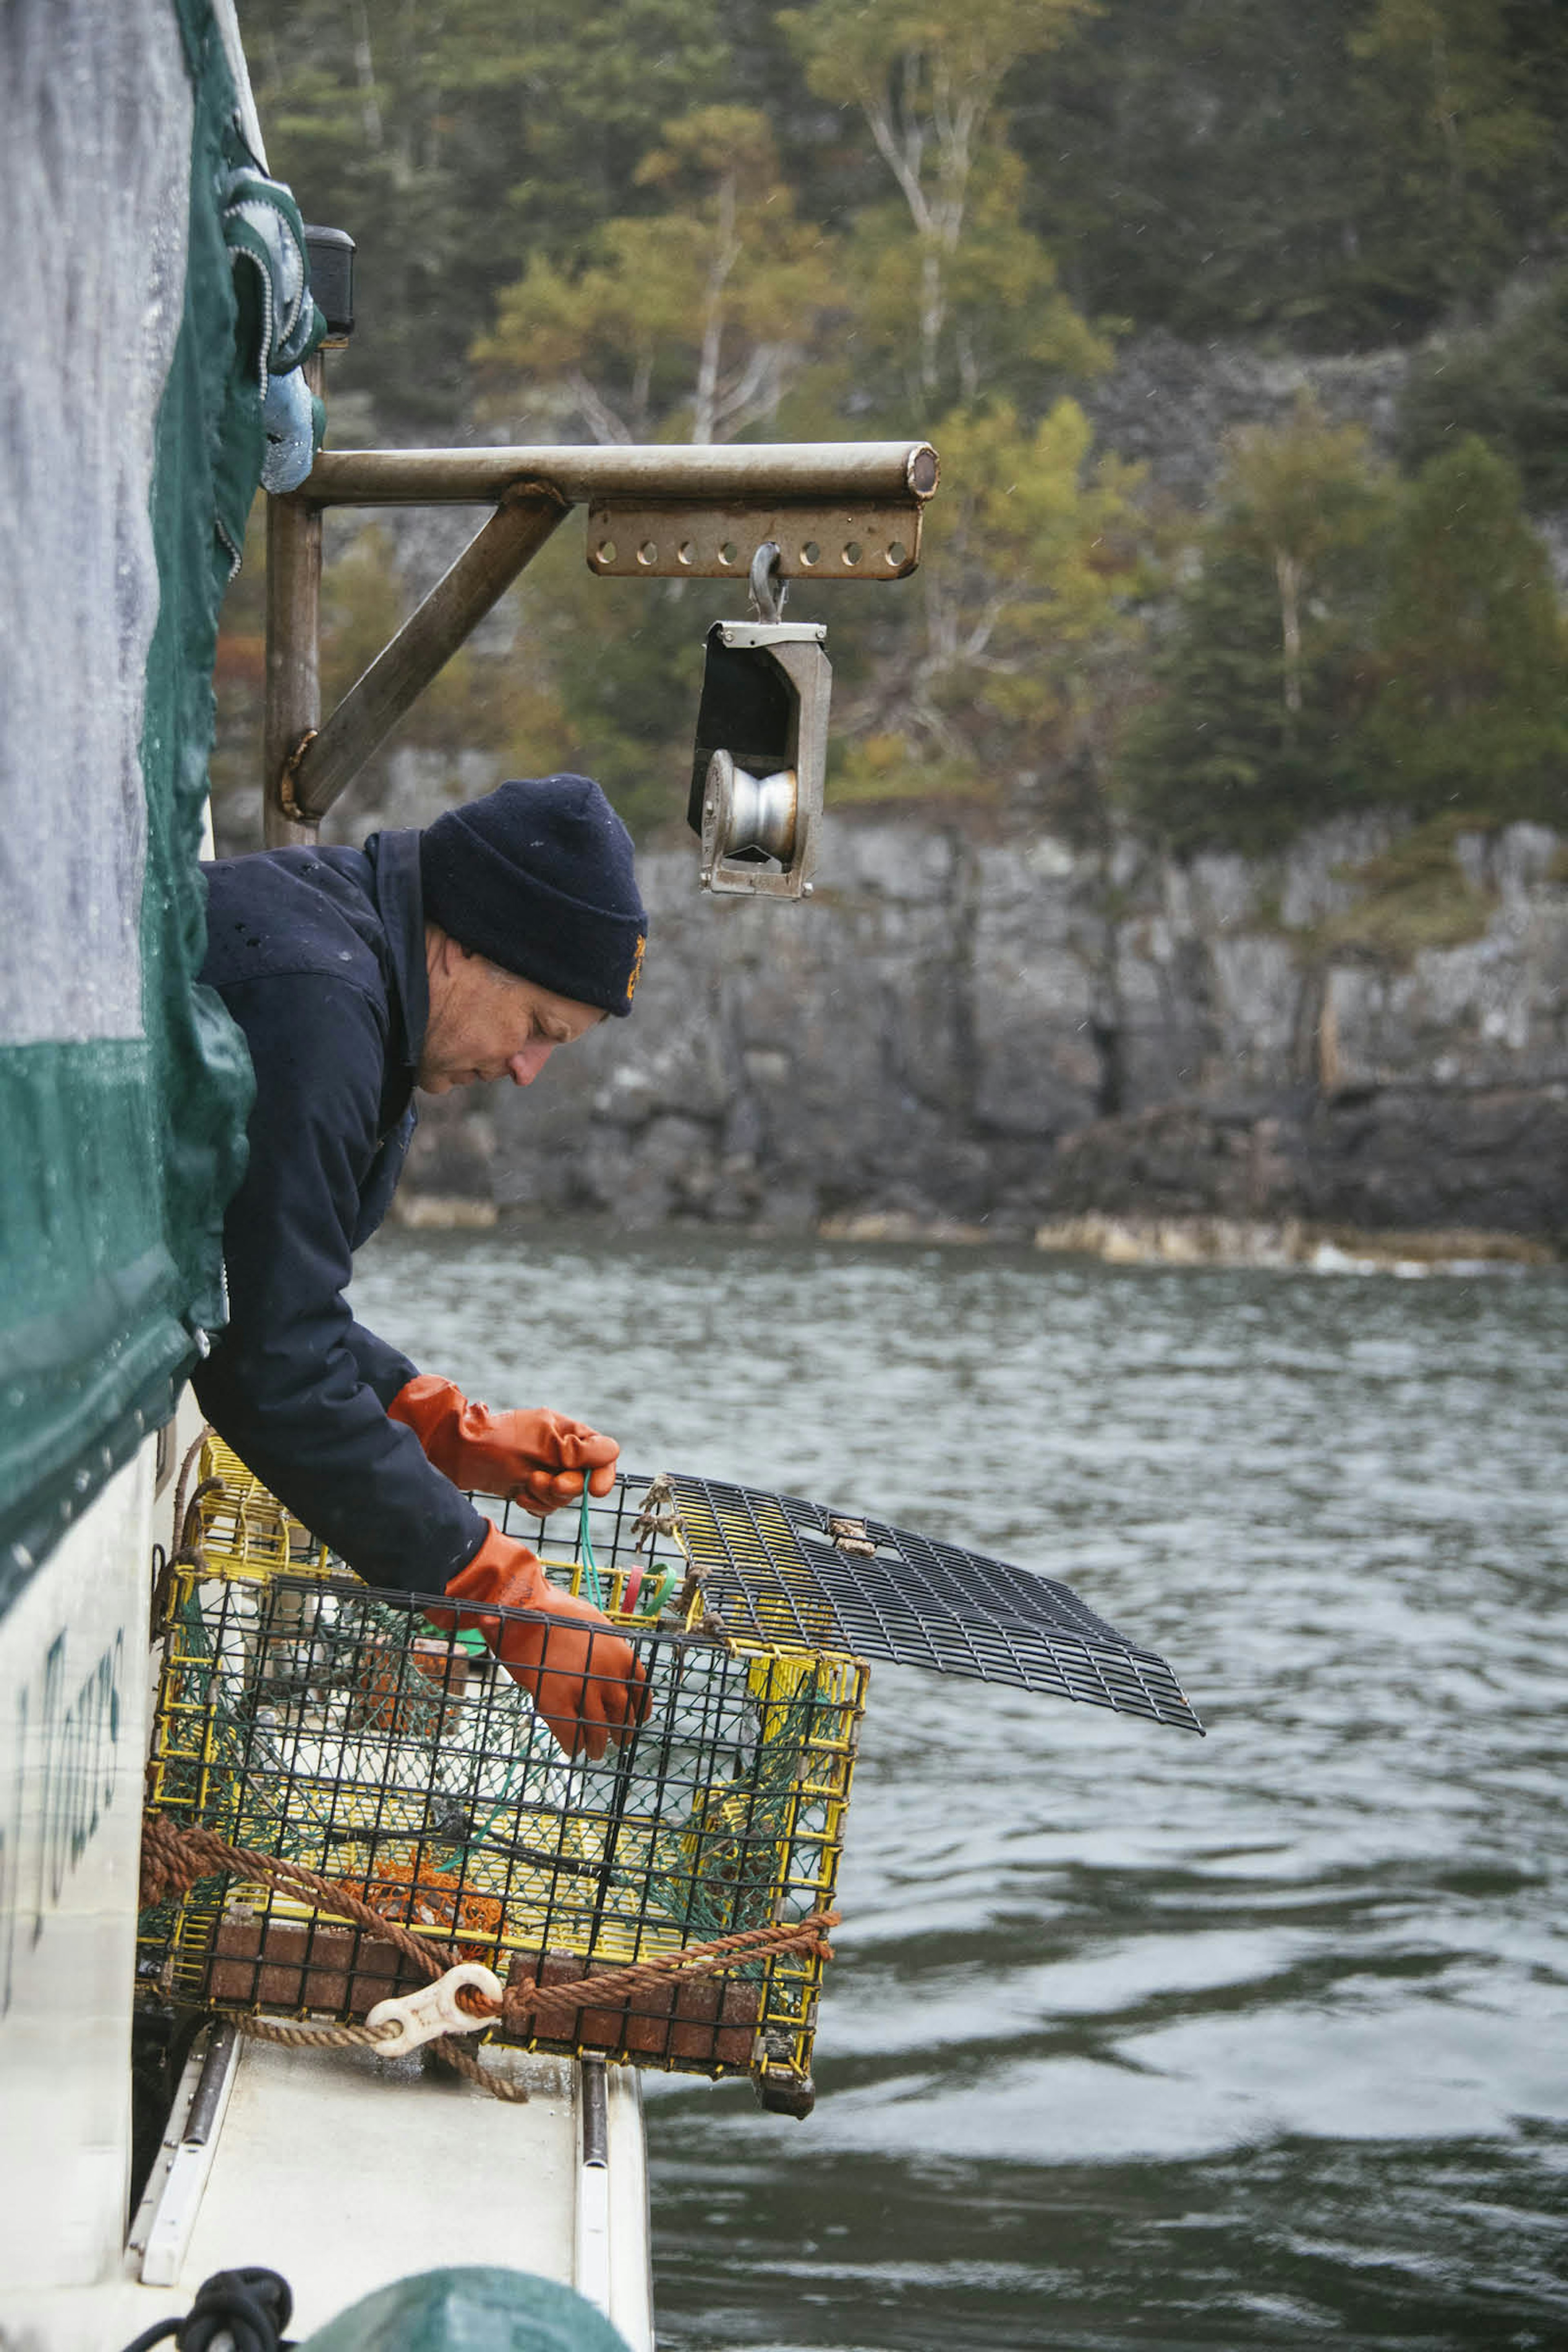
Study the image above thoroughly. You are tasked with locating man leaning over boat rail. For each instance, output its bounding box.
[193,775,649,1757]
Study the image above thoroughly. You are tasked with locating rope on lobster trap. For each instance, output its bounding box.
[139,1814,837,2103]
[496,1909,836,2034]
[138,1812,516,2091]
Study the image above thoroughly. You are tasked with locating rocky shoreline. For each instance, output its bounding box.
[396,807,1568,1255]
[1030,1213,1554,1272]
[392,1192,1557,1273]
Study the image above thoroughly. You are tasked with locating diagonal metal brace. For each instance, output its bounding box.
[281,484,568,829]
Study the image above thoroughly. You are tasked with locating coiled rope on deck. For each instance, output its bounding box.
[119,2263,294,2352]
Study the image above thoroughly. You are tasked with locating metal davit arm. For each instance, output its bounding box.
[303,439,939,508]
[262,438,939,848]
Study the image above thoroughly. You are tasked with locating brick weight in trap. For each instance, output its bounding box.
[139,1445,1201,2116]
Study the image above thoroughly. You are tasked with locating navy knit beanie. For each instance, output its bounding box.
[419,776,647,1018]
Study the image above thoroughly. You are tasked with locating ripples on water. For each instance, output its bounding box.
[351,1229,1568,2350]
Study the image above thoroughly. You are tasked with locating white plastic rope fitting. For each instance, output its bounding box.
[366,1961,503,2056]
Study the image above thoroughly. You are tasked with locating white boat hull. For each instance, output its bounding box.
[0,1417,654,2351]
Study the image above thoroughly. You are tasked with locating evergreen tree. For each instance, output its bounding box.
[1010,0,1568,350]
[1011,0,1376,346]
[1358,435,1568,820]
[1348,0,1556,325]
[1120,412,1391,851]
[244,0,730,423]
[1119,544,1361,853]
[1397,271,1568,510]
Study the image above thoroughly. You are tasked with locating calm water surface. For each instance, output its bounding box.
[352,1227,1568,2351]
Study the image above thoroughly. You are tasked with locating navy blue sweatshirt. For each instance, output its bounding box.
[193,829,487,1592]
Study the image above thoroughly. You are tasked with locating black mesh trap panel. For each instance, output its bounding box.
[492,1473,1204,1737]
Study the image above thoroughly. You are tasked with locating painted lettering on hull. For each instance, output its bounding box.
[0,1625,126,2016]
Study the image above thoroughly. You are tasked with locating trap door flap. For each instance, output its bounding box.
[667,1473,1203,1736]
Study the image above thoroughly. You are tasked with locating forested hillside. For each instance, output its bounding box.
[218,0,1568,858]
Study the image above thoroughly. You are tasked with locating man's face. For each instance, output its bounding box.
[419,932,605,1094]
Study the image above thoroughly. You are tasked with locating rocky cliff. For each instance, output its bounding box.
[399,808,1568,1248]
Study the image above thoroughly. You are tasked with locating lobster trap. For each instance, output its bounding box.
[140,1444,864,2111]
[140,1442,1199,2111]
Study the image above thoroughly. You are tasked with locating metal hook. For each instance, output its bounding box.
[748,540,786,624]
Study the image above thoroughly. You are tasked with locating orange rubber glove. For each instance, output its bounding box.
[389,1374,619,1514]
[429,1523,648,1760]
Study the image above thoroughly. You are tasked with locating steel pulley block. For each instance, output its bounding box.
[688,545,831,899]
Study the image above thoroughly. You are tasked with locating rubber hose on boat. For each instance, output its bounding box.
[119,2266,294,2352]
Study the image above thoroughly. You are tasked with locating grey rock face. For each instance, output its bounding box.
[1084,330,1412,505]
[414,810,1568,1241]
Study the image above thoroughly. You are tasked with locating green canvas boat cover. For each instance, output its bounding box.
[0,0,322,1607]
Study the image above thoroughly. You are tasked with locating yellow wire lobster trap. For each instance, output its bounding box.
[139,1442,866,2112]
[140,1438,1200,2111]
